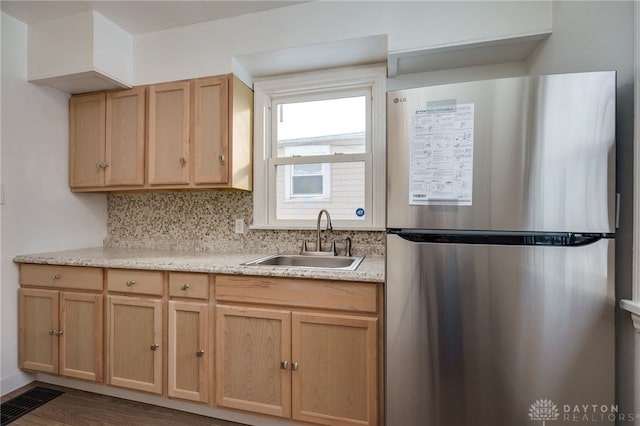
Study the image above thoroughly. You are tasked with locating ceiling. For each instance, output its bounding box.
[1,1,306,34]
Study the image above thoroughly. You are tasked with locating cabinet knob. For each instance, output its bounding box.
[179,157,187,166]
[96,162,109,169]
[218,155,225,162]
[55,330,64,336]
[280,361,288,370]
[48,329,56,336]
[180,284,190,291]
[126,280,135,287]
[150,344,159,351]
[51,274,61,280]
[291,362,299,371]
[196,349,205,357]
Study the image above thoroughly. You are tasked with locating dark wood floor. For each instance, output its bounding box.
[2,382,246,425]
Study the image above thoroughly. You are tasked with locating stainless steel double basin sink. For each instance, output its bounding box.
[242,254,365,271]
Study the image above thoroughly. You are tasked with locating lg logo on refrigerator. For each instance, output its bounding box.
[393,97,407,103]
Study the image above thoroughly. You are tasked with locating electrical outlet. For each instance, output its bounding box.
[235,218,245,234]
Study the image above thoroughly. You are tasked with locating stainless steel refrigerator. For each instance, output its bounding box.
[386,72,616,426]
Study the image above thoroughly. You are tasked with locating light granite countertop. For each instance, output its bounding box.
[13,247,385,283]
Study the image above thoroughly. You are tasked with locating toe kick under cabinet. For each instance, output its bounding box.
[18,264,383,426]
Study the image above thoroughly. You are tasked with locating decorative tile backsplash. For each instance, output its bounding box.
[105,192,385,256]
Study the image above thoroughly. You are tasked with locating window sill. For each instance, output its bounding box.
[620,299,640,333]
[249,224,385,232]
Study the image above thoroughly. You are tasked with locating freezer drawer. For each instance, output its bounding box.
[386,71,616,233]
[385,233,615,426]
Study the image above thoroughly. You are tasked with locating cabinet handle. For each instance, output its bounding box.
[48,330,56,336]
[51,274,61,280]
[180,284,190,291]
[126,280,135,287]
[96,162,108,169]
[55,330,64,336]
[179,157,187,166]
[196,349,205,357]
[280,361,288,370]
[218,155,225,162]
[291,362,299,371]
[150,344,159,351]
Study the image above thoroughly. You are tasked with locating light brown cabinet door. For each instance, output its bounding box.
[193,76,229,184]
[59,292,104,382]
[108,295,163,394]
[19,288,59,374]
[291,312,378,426]
[215,305,291,417]
[69,93,106,188]
[148,81,191,185]
[106,87,145,186]
[168,301,208,402]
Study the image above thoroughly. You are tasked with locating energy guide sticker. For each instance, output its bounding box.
[409,102,474,206]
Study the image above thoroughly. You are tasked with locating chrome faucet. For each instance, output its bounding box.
[316,209,333,252]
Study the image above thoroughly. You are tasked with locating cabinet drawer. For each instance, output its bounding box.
[169,272,208,299]
[215,275,378,313]
[20,264,103,291]
[107,269,164,296]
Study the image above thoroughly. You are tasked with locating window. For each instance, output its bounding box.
[253,66,386,229]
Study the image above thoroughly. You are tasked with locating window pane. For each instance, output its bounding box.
[293,175,323,195]
[293,163,322,175]
[276,96,366,157]
[276,161,365,221]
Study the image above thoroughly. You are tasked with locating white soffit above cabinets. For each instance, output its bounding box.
[387,32,551,77]
[233,35,388,85]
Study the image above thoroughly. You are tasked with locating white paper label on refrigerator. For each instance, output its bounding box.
[409,102,474,206]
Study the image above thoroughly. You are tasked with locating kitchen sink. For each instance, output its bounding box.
[242,254,365,271]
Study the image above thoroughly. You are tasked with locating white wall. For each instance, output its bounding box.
[0,12,108,395]
[133,1,552,85]
[526,0,638,419]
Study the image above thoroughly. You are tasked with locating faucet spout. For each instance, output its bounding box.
[316,209,333,252]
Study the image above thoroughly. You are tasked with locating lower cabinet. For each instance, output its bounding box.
[216,305,292,417]
[20,288,104,381]
[107,295,163,394]
[168,300,209,402]
[18,264,382,426]
[216,304,378,426]
[19,264,104,383]
[292,312,378,426]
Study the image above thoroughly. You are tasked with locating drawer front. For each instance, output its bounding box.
[107,269,164,296]
[169,272,208,299]
[215,275,378,313]
[20,264,103,291]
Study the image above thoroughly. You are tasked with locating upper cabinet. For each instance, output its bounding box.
[70,88,145,189]
[69,73,252,192]
[106,88,146,186]
[69,93,106,188]
[148,81,191,185]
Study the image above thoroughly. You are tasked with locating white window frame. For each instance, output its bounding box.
[252,65,386,230]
